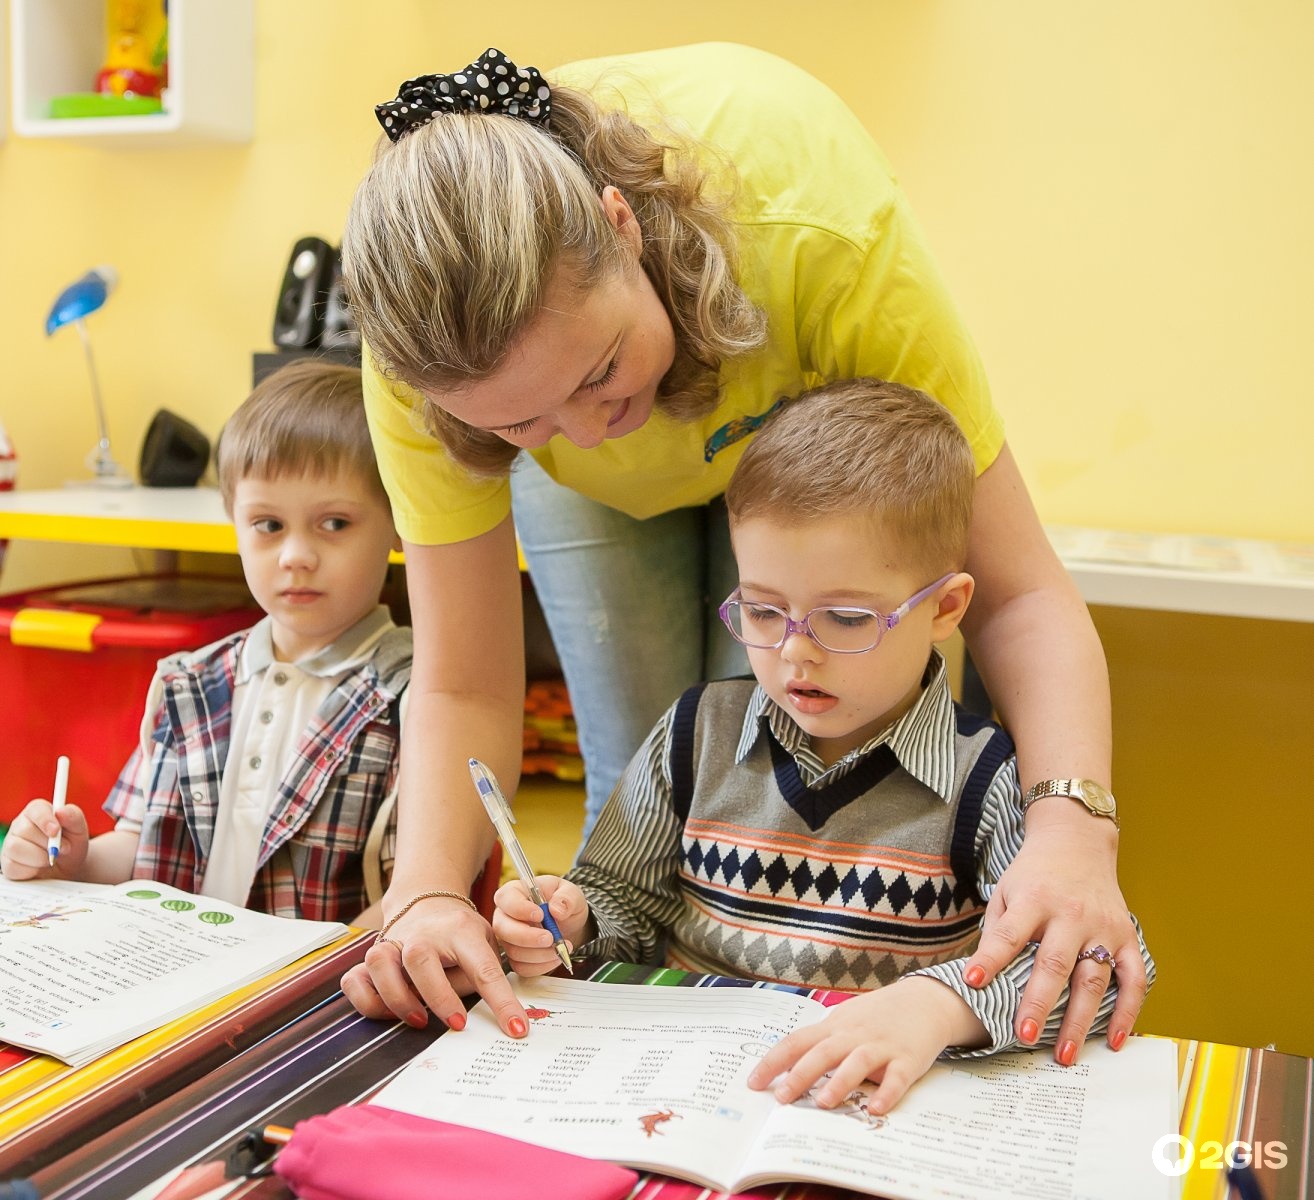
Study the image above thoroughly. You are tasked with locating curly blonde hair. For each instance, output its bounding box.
[342,79,767,476]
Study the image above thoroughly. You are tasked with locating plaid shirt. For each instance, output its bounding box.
[103,621,412,922]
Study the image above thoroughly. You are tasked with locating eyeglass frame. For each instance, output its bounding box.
[717,573,956,655]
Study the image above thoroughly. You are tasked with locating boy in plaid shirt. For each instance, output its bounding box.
[2,360,410,924]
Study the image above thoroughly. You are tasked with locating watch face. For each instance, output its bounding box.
[1076,779,1116,815]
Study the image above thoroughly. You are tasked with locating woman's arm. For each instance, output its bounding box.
[957,443,1147,1053]
[341,515,531,1038]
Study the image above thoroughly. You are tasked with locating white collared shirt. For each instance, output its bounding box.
[200,607,394,905]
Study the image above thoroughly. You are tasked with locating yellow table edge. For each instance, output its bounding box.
[0,510,508,568]
[0,512,239,555]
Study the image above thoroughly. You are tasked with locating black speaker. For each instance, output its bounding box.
[271,235,335,350]
[139,409,211,487]
[320,249,361,352]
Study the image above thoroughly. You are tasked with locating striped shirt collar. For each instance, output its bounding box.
[237,605,395,685]
[734,647,957,802]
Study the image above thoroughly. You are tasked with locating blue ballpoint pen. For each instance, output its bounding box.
[468,758,573,974]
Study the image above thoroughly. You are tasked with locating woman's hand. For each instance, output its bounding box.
[963,812,1146,1056]
[958,444,1143,1054]
[747,977,987,1116]
[341,520,532,1037]
[341,897,530,1039]
[492,875,589,977]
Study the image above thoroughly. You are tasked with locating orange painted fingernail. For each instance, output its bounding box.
[445,1011,466,1031]
[1019,1018,1039,1043]
[1111,1029,1127,1051]
[964,965,986,987]
[509,1017,528,1038]
[406,1010,428,1029]
[1058,1039,1077,1066]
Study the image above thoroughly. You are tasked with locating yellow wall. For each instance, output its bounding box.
[1,3,1310,1051]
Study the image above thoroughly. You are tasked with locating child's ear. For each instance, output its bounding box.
[929,573,974,644]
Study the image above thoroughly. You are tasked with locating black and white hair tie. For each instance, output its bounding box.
[375,47,552,142]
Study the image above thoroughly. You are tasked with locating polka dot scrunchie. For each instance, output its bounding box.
[375,47,552,142]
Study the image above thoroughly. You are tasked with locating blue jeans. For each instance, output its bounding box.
[510,457,748,849]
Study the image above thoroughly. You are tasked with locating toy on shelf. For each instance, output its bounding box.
[49,0,169,120]
[44,267,133,489]
[97,0,167,97]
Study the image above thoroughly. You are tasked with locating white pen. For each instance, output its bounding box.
[468,757,573,974]
[47,755,70,867]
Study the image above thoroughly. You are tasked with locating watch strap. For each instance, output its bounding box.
[1022,778,1119,828]
[1022,778,1077,809]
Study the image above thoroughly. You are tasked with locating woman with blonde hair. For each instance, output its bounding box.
[341,44,1144,1061]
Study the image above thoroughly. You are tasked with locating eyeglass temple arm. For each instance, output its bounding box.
[886,573,957,628]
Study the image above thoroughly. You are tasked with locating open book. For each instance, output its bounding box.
[372,975,1179,1200]
[0,877,348,1067]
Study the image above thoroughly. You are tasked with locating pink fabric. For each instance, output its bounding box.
[813,988,857,1007]
[273,1104,639,1200]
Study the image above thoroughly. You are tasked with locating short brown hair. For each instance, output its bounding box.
[216,359,386,513]
[725,378,975,577]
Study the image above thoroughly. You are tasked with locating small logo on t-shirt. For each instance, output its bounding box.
[703,397,790,462]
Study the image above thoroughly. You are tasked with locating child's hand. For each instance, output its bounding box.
[747,977,989,1116]
[492,876,589,977]
[0,798,92,880]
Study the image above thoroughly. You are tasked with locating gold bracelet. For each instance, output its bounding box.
[377,889,478,940]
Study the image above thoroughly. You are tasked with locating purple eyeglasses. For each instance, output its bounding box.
[718,574,954,654]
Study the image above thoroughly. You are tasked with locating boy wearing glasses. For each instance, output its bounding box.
[494,378,1152,1115]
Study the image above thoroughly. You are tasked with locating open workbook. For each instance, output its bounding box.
[372,975,1179,1200]
[0,877,347,1066]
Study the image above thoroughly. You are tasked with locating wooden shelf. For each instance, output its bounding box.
[1,491,1308,622]
[1045,525,1314,624]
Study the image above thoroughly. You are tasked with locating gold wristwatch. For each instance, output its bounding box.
[1022,778,1119,829]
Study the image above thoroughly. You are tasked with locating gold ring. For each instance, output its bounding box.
[375,935,403,952]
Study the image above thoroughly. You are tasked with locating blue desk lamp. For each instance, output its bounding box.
[45,266,132,488]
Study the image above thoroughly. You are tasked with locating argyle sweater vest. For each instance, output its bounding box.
[664,680,1012,991]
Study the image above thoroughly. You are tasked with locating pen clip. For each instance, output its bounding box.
[487,777,516,826]
[469,758,541,899]
[468,758,515,825]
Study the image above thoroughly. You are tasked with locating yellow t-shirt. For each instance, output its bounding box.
[364,42,1004,547]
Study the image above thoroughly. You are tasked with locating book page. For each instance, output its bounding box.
[0,878,345,1065]
[370,974,828,1191]
[373,977,1179,1200]
[744,1038,1177,1200]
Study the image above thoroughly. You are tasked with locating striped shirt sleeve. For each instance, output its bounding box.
[565,703,687,965]
[907,757,1156,1057]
